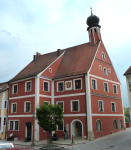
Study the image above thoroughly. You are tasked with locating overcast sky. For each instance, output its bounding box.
[0,0,130,107]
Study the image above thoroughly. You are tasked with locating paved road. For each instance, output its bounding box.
[14,128,131,150]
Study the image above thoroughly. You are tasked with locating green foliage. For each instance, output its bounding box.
[124,107,130,122]
[53,133,57,137]
[36,101,63,132]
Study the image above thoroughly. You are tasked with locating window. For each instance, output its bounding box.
[49,68,52,73]
[90,29,92,33]
[57,82,64,92]
[104,68,107,76]
[9,120,19,131]
[25,81,31,92]
[11,103,16,113]
[74,78,82,90]
[104,82,108,92]
[129,83,131,92]
[71,100,79,112]
[44,101,50,105]
[98,101,104,112]
[119,119,123,129]
[96,120,102,131]
[102,52,105,59]
[56,101,64,112]
[4,101,8,109]
[99,65,102,70]
[24,102,31,112]
[113,119,117,130]
[94,28,97,32]
[109,69,111,74]
[44,81,50,92]
[113,85,117,94]
[58,120,64,131]
[111,102,116,112]
[0,101,1,109]
[91,79,97,90]
[12,84,18,94]
[3,118,6,126]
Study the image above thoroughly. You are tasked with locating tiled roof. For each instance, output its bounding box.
[9,41,99,82]
[9,50,64,82]
[53,42,99,79]
[0,83,8,93]
[124,66,131,76]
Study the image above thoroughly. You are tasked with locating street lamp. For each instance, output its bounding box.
[31,112,35,147]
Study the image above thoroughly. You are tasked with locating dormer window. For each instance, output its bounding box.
[94,28,97,33]
[102,52,105,59]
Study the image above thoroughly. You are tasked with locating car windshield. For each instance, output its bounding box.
[0,144,12,149]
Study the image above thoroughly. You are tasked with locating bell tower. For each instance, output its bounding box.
[86,7,102,45]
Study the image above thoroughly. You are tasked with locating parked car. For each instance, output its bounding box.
[0,142,15,149]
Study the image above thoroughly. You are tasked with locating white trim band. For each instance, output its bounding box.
[54,93,85,98]
[92,114,124,116]
[9,94,35,100]
[64,114,86,117]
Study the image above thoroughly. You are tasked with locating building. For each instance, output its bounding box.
[7,10,125,141]
[124,66,131,124]
[0,83,9,139]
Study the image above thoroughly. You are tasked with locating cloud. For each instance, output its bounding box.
[1,30,11,36]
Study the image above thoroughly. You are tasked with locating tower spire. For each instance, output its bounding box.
[90,5,93,15]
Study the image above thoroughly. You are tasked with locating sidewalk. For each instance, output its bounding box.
[3,137,87,147]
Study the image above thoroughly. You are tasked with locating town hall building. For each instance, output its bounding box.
[7,10,125,141]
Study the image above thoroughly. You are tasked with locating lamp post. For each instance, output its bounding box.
[31,112,35,147]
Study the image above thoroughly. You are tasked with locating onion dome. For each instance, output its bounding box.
[86,8,101,31]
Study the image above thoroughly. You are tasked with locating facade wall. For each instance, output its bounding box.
[92,116,124,138]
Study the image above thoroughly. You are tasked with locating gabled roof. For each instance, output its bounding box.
[124,66,131,76]
[0,83,8,93]
[53,42,99,79]
[9,41,99,82]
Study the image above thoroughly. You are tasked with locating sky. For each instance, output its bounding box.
[0,0,130,107]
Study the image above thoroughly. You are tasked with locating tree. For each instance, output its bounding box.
[124,107,130,122]
[36,101,63,147]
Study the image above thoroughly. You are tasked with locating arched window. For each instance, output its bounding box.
[104,68,107,76]
[94,28,97,33]
[90,29,92,34]
[96,120,102,131]
[113,119,117,130]
[102,52,105,58]
[119,119,123,129]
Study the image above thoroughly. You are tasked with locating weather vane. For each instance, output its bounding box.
[90,5,93,15]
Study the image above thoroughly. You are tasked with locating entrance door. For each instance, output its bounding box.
[26,122,32,141]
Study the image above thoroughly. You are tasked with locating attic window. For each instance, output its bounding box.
[102,53,105,59]
[94,28,97,33]
[49,68,52,73]
[99,65,102,70]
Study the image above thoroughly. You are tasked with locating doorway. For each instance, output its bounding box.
[26,122,32,142]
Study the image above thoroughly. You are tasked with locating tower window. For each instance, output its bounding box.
[90,29,92,34]
[94,28,97,33]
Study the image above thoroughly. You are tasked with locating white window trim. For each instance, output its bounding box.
[57,119,64,131]
[96,119,102,132]
[103,82,109,92]
[57,81,64,92]
[109,69,111,74]
[98,100,104,112]
[56,101,64,112]
[43,81,50,92]
[99,65,102,70]
[24,101,31,113]
[103,67,108,77]
[111,102,116,112]
[4,100,8,109]
[113,118,117,130]
[71,100,79,112]
[65,80,72,91]
[25,80,31,92]
[12,84,18,94]
[73,78,82,90]
[11,103,17,113]
[119,119,123,129]
[8,120,19,131]
[91,78,97,90]
[102,52,105,59]
[49,68,52,73]
[113,84,118,94]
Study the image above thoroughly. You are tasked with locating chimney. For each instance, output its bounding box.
[33,52,41,61]
[57,49,61,56]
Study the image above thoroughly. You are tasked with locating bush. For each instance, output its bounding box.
[53,133,57,137]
